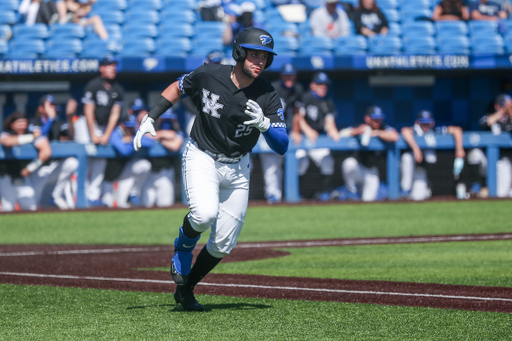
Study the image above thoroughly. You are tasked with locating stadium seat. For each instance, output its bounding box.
[0,25,12,40]
[130,0,162,11]
[368,35,402,54]
[436,35,470,54]
[402,21,434,37]
[272,36,299,55]
[334,35,368,55]
[299,36,333,55]
[0,0,19,11]
[190,38,223,56]
[160,10,196,24]
[162,0,196,10]
[98,11,125,25]
[92,0,127,11]
[403,36,435,54]
[302,0,325,9]
[472,35,504,54]
[234,0,266,10]
[9,38,45,56]
[376,0,399,10]
[504,35,512,52]
[0,11,17,25]
[265,8,285,23]
[401,0,431,10]
[401,8,432,22]
[387,22,401,36]
[0,40,8,55]
[469,21,498,39]
[266,22,299,37]
[45,39,83,57]
[155,37,192,56]
[13,24,48,39]
[435,21,468,37]
[51,24,85,39]
[81,40,122,57]
[120,38,156,56]
[123,23,159,39]
[125,9,160,24]
[381,8,400,22]
[194,21,227,38]
[158,23,194,38]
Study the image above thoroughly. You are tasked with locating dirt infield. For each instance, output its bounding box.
[1,233,512,313]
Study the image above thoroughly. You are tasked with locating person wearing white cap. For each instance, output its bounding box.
[223,1,264,46]
[309,0,350,39]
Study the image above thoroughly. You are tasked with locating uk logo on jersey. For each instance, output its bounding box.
[277,108,284,121]
[202,89,224,119]
[260,35,272,45]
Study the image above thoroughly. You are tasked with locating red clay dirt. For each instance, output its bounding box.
[1,233,512,314]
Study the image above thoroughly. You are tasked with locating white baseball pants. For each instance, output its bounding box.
[260,153,283,202]
[400,152,429,201]
[342,157,380,202]
[0,175,37,211]
[183,140,250,258]
[142,167,176,207]
[296,148,334,176]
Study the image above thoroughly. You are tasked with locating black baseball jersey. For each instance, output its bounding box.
[479,112,512,134]
[179,63,285,158]
[298,91,336,134]
[81,75,124,126]
[28,117,70,141]
[356,124,395,168]
[271,80,304,131]
[0,130,30,181]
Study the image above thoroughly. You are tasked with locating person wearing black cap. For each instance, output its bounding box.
[258,63,303,203]
[79,56,124,207]
[400,110,466,201]
[294,72,339,201]
[477,94,512,198]
[132,27,288,311]
[341,105,399,202]
[27,94,79,210]
[100,98,152,208]
[0,111,50,211]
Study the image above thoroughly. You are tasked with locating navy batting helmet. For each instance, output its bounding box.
[232,27,277,69]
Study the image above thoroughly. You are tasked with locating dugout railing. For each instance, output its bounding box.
[1,131,511,208]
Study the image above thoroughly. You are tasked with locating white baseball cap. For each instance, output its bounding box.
[240,1,256,13]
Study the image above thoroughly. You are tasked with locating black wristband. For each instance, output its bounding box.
[148,95,173,120]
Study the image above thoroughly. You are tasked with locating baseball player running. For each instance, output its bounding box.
[133,27,288,311]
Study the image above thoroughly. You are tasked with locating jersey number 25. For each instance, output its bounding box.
[234,124,253,138]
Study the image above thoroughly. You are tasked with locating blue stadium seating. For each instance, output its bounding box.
[469,21,498,39]
[272,36,299,55]
[158,23,195,38]
[130,0,162,11]
[13,24,48,39]
[123,24,159,39]
[266,22,299,37]
[387,22,402,36]
[376,0,399,10]
[403,36,435,54]
[0,24,12,40]
[155,37,192,56]
[299,36,333,55]
[98,11,125,25]
[402,21,434,37]
[504,35,512,52]
[302,0,325,10]
[368,35,402,54]
[437,35,470,54]
[120,38,156,56]
[401,0,431,10]
[45,39,83,57]
[0,0,19,11]
[51,24,85,39]
[81,40,122,57]
[160,10,196,24]
[334,35,368,55]
[401,8,432,22]
[194,21,227,39]
[472,35,504,54]
[435,21,468,37]
[235,0,266,10]
[125,9,160,24]
[162,0,196,10]
[8,39,45,57]
[92,0,127,11]
[0,40,8,55]
[382,8,400,22]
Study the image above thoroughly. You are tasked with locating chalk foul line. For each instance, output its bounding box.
[0,272,511,303]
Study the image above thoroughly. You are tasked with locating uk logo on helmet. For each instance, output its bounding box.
[260,35,272,45]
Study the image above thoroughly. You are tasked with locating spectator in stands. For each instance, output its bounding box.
[198,0,225,21]
[223,2,264,46]
[293,72,340,201]
[432,0,470,21]
[351,0,388,37]
[139,106,184,208]
[309,0,350,39]
[470,0,508,20]
[27,95,79,209]
[340,106,399,202]
[0,112,49,211]
[101,108,152,208]
[59,0,108,40]
[258,63,304,204]
[400,110,466,201]
[18,0,59,26]
[77,57,124,207]
[477,94,512,197]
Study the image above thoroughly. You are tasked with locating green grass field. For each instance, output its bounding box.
[1,201,512,340]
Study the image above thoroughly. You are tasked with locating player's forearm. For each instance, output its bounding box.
[103,105,121,141]
[379,129,399,142]
[36,138,52,163]
[448,126,464,150]
[486,111,504,126]
[84,103,97,136]
[66,114,75,140]
[401,128,418,150]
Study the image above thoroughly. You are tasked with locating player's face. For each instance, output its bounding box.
[99,64,117,80]
[419,123,432,133]
[11,118,28,135]
[368,118,382,129]
[311,82,328,98]
[243,50,268,79]
[281,74,296,88]
[362,0,374,10]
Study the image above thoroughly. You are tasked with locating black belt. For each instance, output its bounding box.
[192,140,245,164]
